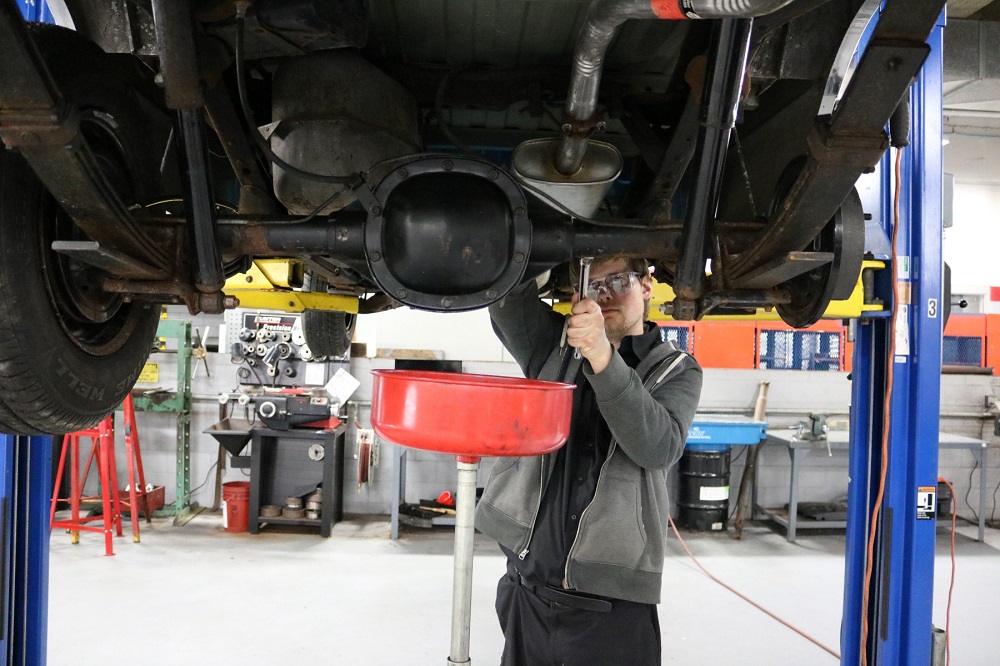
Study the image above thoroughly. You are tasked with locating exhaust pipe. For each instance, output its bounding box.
[555,0,799,176]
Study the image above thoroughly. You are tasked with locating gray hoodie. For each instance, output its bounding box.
[475,280,703,604]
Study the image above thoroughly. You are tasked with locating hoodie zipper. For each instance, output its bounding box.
[523,343,576,560]
[518,454,548,559]
[562,353,683,588]
[564,439,618,585]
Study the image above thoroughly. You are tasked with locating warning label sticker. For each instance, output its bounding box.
[137,362,159,384]
[916,486,937,520]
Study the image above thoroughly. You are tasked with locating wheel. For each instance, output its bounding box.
[768,156,865,329]
[302,310,357,358]
[0,27,162,434]
[775,188,865,328]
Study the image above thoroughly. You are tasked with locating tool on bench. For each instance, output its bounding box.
[192,326,211,378]
[256,392,337,430]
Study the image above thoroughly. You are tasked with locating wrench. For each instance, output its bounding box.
[574,256,593,360]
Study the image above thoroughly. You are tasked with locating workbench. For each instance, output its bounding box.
[389,447,456,539]
[757,430,988,542]
[248,425,346,537]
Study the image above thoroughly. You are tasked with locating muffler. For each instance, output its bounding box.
[512,138,622,218]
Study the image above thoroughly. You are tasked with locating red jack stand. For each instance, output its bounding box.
[49,394,149,555]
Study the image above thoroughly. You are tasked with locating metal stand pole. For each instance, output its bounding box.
[448,457,479,666]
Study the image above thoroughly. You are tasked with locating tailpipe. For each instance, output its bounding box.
[554,0,799,176]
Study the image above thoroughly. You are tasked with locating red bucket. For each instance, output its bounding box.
[222,481,250,533]
[370,370,574,458]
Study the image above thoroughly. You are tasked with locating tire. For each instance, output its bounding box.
[0,27,162,434]
[302,310,357,358]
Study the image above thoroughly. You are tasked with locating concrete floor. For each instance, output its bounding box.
[47,514,1000,665]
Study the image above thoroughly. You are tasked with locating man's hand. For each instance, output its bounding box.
[567,295,613,373]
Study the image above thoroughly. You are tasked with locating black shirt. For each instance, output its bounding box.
[502,322,664,588]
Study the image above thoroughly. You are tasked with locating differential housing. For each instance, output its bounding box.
[363,156,530,312]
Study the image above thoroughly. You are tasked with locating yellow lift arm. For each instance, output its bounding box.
[554,260,885,321]
[228,258,884,322]
[224,259,359,314]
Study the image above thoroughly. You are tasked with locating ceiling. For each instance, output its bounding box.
[943,2,1000,182]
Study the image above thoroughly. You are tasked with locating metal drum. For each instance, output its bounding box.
[677,448,731,532]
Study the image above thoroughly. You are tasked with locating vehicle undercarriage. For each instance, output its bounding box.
[0,0,946,432]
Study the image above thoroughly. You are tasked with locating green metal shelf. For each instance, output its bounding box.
[131,319,202,525]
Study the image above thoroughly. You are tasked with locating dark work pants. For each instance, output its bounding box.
[495,571,661,666]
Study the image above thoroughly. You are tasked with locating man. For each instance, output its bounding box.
[475,255,703,665]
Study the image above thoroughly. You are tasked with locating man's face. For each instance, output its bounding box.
[584,259,651,344]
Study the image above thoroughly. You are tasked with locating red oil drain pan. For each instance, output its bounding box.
[370,369,574,665]
[370,370,574,459]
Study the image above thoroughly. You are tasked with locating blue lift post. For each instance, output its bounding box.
[842,13,945,666]
[0,436,52,665]
[13,0,52,23]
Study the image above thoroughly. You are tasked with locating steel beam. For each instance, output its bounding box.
[175,107,225,294]
[672,18,753,312]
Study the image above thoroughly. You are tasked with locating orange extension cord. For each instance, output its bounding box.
[938,477,957,666]
[857,149,959,664]
[668,516,841,660]
[859,147,903,665]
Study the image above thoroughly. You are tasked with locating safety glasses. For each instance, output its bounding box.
[583,271,641,301]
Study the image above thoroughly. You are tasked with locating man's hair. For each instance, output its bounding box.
[567,255,650,284]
